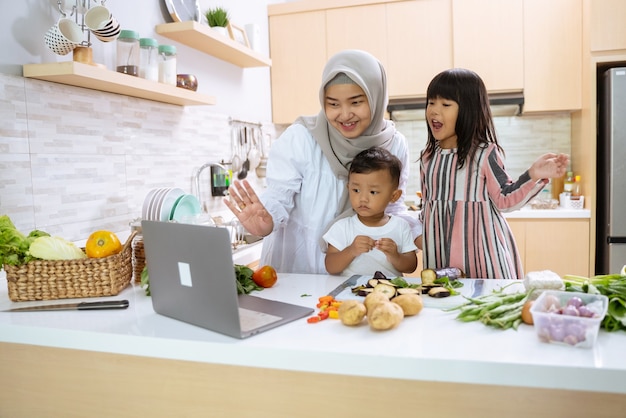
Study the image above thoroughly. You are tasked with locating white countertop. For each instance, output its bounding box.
[0,271,624,395]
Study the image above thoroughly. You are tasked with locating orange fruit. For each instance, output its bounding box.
[85,230,122,258]
[252,265,278,288]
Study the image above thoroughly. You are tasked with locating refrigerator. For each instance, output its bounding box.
[596,67,626,274]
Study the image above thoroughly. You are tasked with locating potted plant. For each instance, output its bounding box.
[205,7,230,36]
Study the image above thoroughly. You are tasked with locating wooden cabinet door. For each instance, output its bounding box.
[591,0,626,52]
[452,0,523,93]
[523,0,582,112]
[386,0,453,99]
[507,219,527,274]
[326,4,388,66]
[524,219,590,277]
[269,11,327,124]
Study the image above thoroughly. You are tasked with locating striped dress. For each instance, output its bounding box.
[419,143,547,279]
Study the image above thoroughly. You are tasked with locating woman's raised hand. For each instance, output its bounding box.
[224,180,274,237]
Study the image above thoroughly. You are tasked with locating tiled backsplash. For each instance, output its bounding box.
[0,72,571,241]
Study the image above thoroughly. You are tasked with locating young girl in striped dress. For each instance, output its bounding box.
[417,68,569,279]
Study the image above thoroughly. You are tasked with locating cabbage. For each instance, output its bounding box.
[28,236,87,260]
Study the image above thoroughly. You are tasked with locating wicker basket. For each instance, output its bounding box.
[3,231,137,302]
[132,236,145,283]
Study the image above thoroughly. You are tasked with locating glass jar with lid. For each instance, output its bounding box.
[158,44,177,86]
[139,38,159,81]
[116,30,140,76]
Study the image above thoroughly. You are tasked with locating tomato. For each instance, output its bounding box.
[86,230,122,258]
[252,265,278,288]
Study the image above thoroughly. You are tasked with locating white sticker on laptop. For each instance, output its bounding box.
[177,262,193,287]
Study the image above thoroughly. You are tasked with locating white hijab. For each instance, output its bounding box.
[295,49,398,217]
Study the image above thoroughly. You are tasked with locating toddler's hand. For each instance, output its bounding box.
[350,235,376,256]
[375,237,398,257]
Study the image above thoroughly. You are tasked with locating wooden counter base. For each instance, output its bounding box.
[1,342,624,417]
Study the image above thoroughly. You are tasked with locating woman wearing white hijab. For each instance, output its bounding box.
[226,49,420,274]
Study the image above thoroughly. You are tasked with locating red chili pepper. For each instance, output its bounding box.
[318,311,330,320]
[307,316,321,324]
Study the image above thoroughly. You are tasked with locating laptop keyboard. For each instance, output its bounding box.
[239,308,282,332]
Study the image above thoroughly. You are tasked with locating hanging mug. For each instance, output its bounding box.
[84,5,121,42]
[44,17,84,56]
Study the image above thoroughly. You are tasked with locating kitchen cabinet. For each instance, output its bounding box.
[508,218,590,277]
[590,0,626,52]
[386,0,452,98]
[155,21,272,68]
[452,0,523,93]
[268,0,452,123]
[522,0,582,112]
[22,61,215,106]
[269,10,326,124]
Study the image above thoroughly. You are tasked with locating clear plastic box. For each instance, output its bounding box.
[530,290,608,348]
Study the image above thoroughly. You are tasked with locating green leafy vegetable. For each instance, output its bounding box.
[564,271,626,332]
[0,215,50,267]
[140,263,262,297]
[28,236,86,260]
[234,264,263,294]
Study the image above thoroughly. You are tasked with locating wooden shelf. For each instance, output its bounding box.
[155,21,272,68]
[22,61,216,106]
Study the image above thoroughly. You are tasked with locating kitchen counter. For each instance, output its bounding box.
[503,207,591,219]
[1,272,624,417]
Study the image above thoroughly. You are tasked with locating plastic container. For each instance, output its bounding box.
[158,44,177,86]
[139,38,159,81]
[530,290,608,348]
[116,30,140,76]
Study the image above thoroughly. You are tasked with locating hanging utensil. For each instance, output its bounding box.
[247,126,261,171]
[237,126,250,180]
[231,125,242,173]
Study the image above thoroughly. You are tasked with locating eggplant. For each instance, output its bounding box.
[367,278,380,288]
[356,288,374,297]
[373,271,387,280]
[433,267,465,280]
[428,287,451,298]
[373,283,397,298]
[396,288,420,295]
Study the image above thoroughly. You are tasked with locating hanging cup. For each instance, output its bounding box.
[44,17,83,56]
[85,5,121,42]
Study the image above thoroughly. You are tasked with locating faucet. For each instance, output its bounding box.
[193,162,230,212]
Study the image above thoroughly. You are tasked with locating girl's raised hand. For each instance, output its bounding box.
[529,153,570,180]
[224,180,274,237]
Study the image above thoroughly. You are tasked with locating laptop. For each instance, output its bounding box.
[141,220,313,339]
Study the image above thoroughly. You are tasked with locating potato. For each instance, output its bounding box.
[368,302,404,331]
[392,294,424,316]
[338,300,367,326]
[364,291,390,313]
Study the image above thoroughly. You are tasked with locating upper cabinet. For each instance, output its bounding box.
[452,0,523,93]
[523,0,582,112]
[268,0,583,123]
[590,0,626,52]
[269,10,326,124]
[386,0,452,99]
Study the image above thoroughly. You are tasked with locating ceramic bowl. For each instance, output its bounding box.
[176,74,198,91]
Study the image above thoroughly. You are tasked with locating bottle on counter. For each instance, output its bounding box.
[551,173,564,200]
[139,38,159,81]
[116,30,140,76]
[571,175,582,200]
[563,171,575,195]
[158,45,177,86]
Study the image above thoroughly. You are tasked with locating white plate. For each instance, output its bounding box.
[170,194,202,222]
[142,188,161,220]
[150,188,169,221]
[164,0,200,23]
[159,188,185,221]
